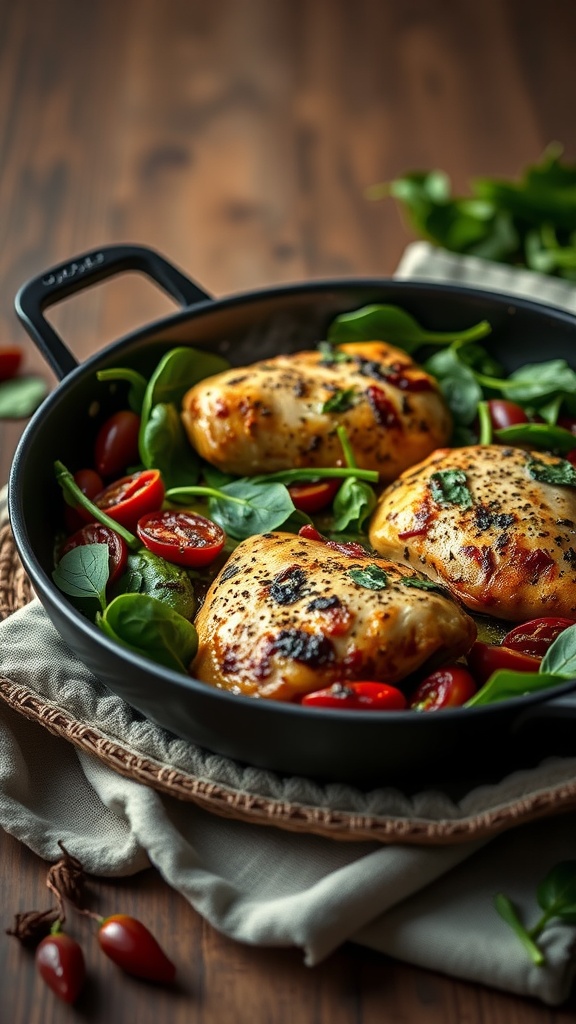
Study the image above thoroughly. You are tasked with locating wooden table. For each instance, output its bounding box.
[0,1,575,1019]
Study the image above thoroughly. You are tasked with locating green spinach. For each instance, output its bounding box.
[97,593,198,674]
[495,860,576,966]
[327,304,491,353]
[52,544,110,612]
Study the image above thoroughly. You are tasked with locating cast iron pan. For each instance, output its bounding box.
[8,244,576,787]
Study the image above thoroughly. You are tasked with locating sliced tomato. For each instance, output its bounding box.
[61,523,128,585]
[409,666,477,711]
[136,510,226,567]
[300,681,407,710]
[94,410,141,478]
[466,641,541,687]
[501,617,576,658]
[0,345,23,381]
[487,399,529,430]
[94,469,165,532]
[64,467,105,532]
[288,478,341,514]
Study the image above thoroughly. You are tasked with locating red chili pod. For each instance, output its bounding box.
[35,930,86,1004]
[97,914,176,984]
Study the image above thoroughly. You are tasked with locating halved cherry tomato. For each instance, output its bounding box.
[409,665,477,711]
[61,524,128,585]
[0,345,23,381]
[136,510,226,567]
[64,467,105,532]
[288,478,341,514]
[97,914,176,984]
[501,617,576,658]
[35,931,86,1004]
[94,410,141,479]
[466,641,541,687]
[301,681,407,710]
[94,469,164,532]
[487,399,529,430]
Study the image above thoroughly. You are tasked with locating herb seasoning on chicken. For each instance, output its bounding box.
[181,341,451,482]
[369,445,576,622]
[191,530,476,700]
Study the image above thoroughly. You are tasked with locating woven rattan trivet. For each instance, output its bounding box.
[1,519,576,845]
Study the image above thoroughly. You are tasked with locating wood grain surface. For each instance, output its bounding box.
[1,0,575,1019]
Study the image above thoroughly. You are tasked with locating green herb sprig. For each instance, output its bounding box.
[495,860,576,966]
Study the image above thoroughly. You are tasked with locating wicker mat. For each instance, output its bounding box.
[1,519,576,845]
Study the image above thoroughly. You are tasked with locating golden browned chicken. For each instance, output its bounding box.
[181,341,452,482]
[192,530,476,701]
[369,445,576,622]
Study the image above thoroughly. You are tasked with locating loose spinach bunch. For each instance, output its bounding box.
[366,142,576,279]
[495,861,576,966]
[328,303,576,446]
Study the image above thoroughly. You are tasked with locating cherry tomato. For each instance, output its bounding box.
[466,641,541,687]
[64,467,105,532]
[97,914,176,984]
[94,410,141,479]
[409,665,477,711]
[0,345,23,381]
[558,415,576,436]
[35,931,86,1004]
[501,617,576,658]
[136,510,226,567]
[94,469,165,532]
[288,478,341,514]
[487,399,529,430]
[301,681,407,710]
[61,524,128,585]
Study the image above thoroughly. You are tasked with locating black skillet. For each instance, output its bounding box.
[8,244,576,787]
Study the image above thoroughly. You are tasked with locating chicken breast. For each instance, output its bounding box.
[181,341,451,482]
[191,530,476,701]
[369,445,576,622]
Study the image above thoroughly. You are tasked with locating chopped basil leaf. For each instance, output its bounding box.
[348,564,388,590]
[429,468,473,507]
[317,341,353,364]
[322,388,356,413]
[402,576,446,593]
[526,456,576,487]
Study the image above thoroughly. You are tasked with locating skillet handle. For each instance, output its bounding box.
[14,244,213,380]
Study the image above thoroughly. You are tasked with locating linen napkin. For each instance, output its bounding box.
[1,245,576,1006]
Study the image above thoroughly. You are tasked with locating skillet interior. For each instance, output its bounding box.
[9,279,576,786]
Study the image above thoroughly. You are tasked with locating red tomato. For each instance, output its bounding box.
[94,410,141,478]
[94,469,165,532]
[466,641,541,687]
[64,467,105,532]
[288,478,341,514]
[409,665,477,711]
[35,931,86,1004]
[501,617,576,658]
[487,399,529,430]
[98,914,176,984]
[558,415,576,436]
[61,524,128,585]
[301,681,407,710]
[0,345,23,381]
[136,510,226,567]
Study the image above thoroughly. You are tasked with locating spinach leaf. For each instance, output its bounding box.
[113,549,196,620]
[495,422,576,453]
[505,360,576,406]
[526,456,576,487]
[317,341,353,364]
[52,544,110,612]
[465,670,562,707]
[327,304,491,353]
[540,623,576,677]
[332,477,376,533]
[0,376,48,419]
[54,460,139,549]
[140,402,200,487]
[322,388,356,413]
[96,367,147,412]
[536,862,576,926]
[98,593,198,674]
[429,468,473,508]
[139,346,229,462]
[424,348,483,425]
[401,576,447,593]
[209,480,296,539]
[348,564,388,590]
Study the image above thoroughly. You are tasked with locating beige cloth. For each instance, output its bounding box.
[1,245,576,1005]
